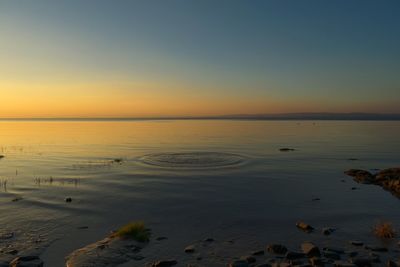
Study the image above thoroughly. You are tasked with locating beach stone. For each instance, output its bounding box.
[184,245,195,253]
[152,260,178,267]
[203,238,214,242]
[65,197,72,203]
[228,259,249,267]
[296,222,314,232]
[349,241,363,246]
[301,242,320,257]
[322,228,335,235]
[286,251,306,260]
[279,148,295,152]
[9,256,43,267]
[65,235,147,267]
[267,244,288,254]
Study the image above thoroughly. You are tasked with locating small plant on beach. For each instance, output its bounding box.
[114,221,150,242]
[373,221,396,239]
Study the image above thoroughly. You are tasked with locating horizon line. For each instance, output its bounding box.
[1,112,400,121]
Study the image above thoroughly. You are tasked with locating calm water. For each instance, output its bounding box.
[0,120,399,266]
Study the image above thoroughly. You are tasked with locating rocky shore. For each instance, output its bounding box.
[345,168,400,198]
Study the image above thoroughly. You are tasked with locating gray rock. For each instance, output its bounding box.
[296,222,314,232]
[184,245,195,253]
[267,244,288,254]
[322,228,335,235]
[349,241,363,246]
[301,242,320,257]
[9,256,43,267]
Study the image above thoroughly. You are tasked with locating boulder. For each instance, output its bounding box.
[301,242,320,257]
[296,222,314,232]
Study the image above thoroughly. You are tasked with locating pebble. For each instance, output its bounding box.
[65,197,72,203]
[267,244,288,254]
[349,240,363,246]
[322,227,335,235]
[285,251,305,260]
[184,245,195,253]
[301,242,320,257]
[240,255,256,263]
[296,222,314,232]
[152,259,178,267]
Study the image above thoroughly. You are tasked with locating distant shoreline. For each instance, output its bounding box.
[1,113,400,121]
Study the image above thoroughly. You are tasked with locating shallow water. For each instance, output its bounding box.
[0,120,399,266]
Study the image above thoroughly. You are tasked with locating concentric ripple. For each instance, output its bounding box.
[139,152,245,168]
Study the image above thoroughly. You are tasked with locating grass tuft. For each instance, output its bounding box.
[373,221,396,239]
[114,221,150,242]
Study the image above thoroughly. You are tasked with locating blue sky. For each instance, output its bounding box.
[1,0,399,117]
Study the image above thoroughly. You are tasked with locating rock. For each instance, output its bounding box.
[279,148,295,152]
[344,169,374,184]
[286,251,306,260]
[252,250,265,256]
[65,197,72,203]
[301,242,320,257]
[0,155,4,159]
[312,198,320,201]
[349,241,363,246]
[9,256,43,267]
[184,245,195,253]
[66,235,147,267]
[203,238,214,242]
[152,260,178,267]
[322,228,335,235]
[296,222,314,232]
[267,244,288,254]
[0,232,14,239]
[228,260,249,267]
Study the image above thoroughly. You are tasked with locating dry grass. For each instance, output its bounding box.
[114,221,150,242]
[373,222,396,239]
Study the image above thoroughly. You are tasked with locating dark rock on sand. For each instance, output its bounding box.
[152,260,178,267]
[0,155,4,159]
[65,197,72,203]
[296,222,314,232]
[10,256,43,267]
[184,245,195,253]
[267,244,288,254]
[322,227,335,235]
[279,148,296,152]
[301,242,320,257]
[349,241,363,246]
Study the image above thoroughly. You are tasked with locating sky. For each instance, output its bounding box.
[0,0,399,118]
